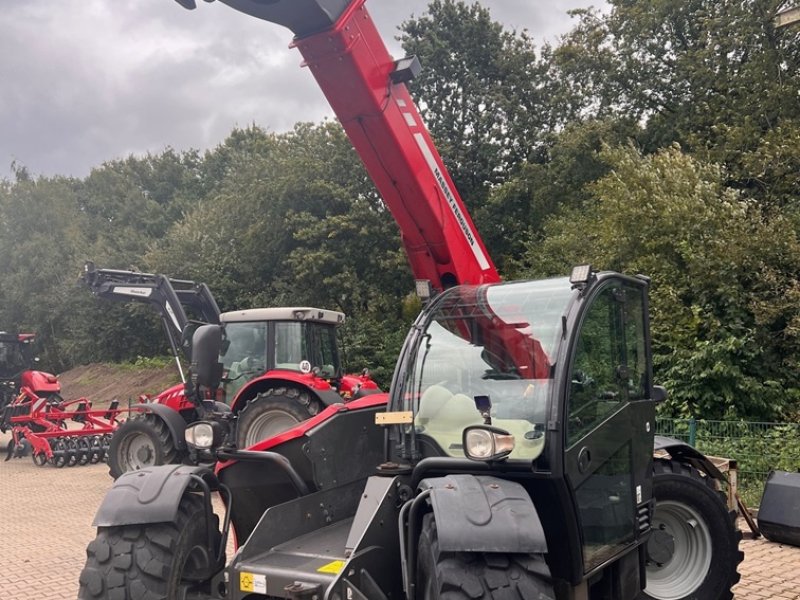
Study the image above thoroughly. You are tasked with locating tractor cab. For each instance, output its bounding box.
[0,332,30,380]
[0,332,60,411]
[218,307,345,400]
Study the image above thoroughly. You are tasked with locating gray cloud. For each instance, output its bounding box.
[0,0,604,179]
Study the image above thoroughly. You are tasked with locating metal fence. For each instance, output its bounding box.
[656,418,800,506]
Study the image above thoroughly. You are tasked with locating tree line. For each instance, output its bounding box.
[1,0,798,420]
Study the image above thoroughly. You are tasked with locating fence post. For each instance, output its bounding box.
[689,417,697,447]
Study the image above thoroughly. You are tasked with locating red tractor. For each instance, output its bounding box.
[0,332,61,414]
[83,263,380,477]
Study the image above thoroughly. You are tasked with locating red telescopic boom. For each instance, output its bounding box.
[179,0,501,293]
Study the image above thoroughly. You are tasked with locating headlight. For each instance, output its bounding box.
[463,425,515,461]
[185,421,219,450]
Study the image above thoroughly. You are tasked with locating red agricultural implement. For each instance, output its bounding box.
[3,388,124,466]
[0,331,128,466]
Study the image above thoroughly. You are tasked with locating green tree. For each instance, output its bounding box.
[487,117,641,276]
[524,144,800,420]
[399,0,551,263]
[552,0,800,204]
[147,123,412,382]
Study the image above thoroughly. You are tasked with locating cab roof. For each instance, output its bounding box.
[220,307,345,325]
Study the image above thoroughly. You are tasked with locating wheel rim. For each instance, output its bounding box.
[645,499,713,599]
[245,411,300,447]
[119,431,157,471]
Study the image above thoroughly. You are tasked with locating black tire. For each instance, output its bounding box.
[417,513,555,600]
[235,386,321,448]
[78,493,222,600]
[108,415,182,479]
[640,459,743,600]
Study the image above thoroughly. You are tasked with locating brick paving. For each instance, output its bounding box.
[1,431,800,600]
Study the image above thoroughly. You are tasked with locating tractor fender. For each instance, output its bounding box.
[417,474,547,554]
[654,434,725,480]
[92,464,218,527]
[131,402,190,452]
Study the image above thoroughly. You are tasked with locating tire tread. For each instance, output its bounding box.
[78,494,207,600]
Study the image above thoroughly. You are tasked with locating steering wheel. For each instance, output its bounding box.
[481,369,521,381]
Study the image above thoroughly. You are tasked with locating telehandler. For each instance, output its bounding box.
[78,1,742,598]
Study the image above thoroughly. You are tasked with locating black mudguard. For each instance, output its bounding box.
[417,474,547,553]
[313,387,345,407]
[92,464,218,527]
[135,402,190,452]
[654,434,725,480]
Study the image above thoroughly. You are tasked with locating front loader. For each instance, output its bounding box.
[83,262,379,477]
[78,1,742,598]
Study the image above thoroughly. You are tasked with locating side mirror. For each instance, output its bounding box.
[653,385,668,403]
[191,325,223,391]
[473,394,492,425]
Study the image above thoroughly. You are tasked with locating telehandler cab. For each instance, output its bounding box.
[78,1,742,598]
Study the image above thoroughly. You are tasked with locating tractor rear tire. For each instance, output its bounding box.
[235,386,321,449]
[641,459,743,600]
[417,512,555,600]
[108,414,182,479]
[78,492,222,600]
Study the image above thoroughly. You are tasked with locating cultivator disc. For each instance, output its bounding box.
[30,434,113,467]
[49,439,68,467]
[89,435,106,463]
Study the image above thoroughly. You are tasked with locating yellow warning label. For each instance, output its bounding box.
[317,560,346,574]
[240,571,267,593]
[240,572,254,593]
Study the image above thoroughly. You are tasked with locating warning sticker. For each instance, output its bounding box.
[317,560,346,574]
[240,571,267,593]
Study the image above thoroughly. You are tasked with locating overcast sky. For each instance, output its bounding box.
[0,1,605,180]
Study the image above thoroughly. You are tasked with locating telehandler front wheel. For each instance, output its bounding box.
[236,386,321,448]
[641,459,743,600]
[108,414,182,479]
[78,493,222,600]
[417,513,555,600]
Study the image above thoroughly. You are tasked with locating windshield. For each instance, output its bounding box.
[274,321,340,378]
[0,341,26,379]
[399,278,574,461]
[219,320,342,397]
[220,322,267,398]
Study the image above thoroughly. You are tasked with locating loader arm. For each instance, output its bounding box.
[178,0,500,293]
[82,262,222,381]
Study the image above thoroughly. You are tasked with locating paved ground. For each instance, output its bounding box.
[1,433,800,599]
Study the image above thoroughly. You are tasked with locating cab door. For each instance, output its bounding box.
[563,278,656,574]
